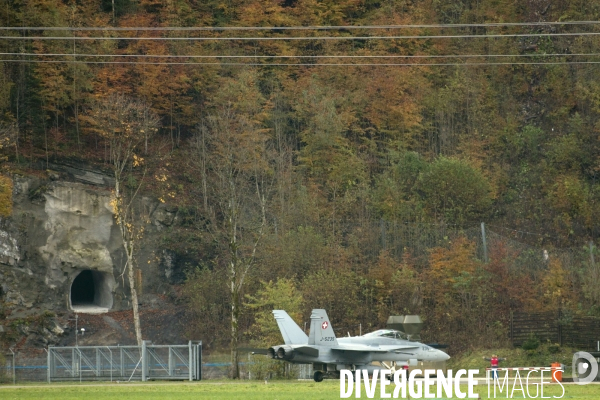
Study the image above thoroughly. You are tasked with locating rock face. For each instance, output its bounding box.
[0,229,19,266]
[0,166,185,318]
[1,175,126,318]
[0,165,192,349]
[40,182,118,308]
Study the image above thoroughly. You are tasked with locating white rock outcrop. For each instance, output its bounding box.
[39,182,116,287]
[0,229,19,265]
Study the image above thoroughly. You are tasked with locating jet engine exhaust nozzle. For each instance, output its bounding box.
[276,346,295,360]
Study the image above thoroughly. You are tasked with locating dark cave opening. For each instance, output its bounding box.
[70,269,114,310]
[71,270,95,305]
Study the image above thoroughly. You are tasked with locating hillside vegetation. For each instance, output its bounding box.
[1,0,600,366]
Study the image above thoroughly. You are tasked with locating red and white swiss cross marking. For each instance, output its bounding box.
[321,321,329,330]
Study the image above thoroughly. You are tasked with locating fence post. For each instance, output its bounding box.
[96,347,100,377]
[105,346,113,382]
[192,344,197,380]
[198,341,202,381]
[47,347,51,383]
[119,346,124,377]
[168,346,173,377]
[141,340,148,382]
[188,341,193,382]
[9,348,15,385]
[481,222,489,263]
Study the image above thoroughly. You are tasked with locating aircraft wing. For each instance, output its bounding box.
[332,344,419,353]
[240,346,320,357]
[238,348,269,355]
[294,346,319,357]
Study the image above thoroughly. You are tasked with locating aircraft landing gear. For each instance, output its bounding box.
[313,370,324,382]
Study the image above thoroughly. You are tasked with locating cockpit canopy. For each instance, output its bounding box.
[362,329,408,340]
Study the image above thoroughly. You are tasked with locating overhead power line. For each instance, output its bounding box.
[4,59,600,66]
[2,21,600,31]
[3,32,600,41]
[3,52,599,59]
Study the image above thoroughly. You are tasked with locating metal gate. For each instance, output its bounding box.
[47,341,202,382]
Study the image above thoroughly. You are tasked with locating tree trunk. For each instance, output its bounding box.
[127,248,143,346]
[230,278,240,379]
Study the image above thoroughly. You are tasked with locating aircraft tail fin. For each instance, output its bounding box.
[272,310,308,345]
[308,309,339,347]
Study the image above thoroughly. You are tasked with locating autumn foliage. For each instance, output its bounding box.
[2,0,600,356]
[0,175,12,217]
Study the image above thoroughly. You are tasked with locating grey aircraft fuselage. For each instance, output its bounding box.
[277,334,450,365]
[266,309,450,382]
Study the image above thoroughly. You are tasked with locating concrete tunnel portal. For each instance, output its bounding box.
[70,269,114,313]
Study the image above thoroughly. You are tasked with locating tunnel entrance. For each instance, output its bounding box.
[70,270,114,313]
[71,270,95,305]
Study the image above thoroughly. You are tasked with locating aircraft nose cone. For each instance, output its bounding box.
[437,349,450,361]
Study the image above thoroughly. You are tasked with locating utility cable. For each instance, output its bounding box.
[3,31,600,41]
[4,59,600,66]
[2,52,599,59]
[3,21,600,31]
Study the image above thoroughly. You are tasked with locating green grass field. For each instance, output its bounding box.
[1,381,599,399]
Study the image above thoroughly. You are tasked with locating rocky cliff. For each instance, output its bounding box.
[0,164,188,349]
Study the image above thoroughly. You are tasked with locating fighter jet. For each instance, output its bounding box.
[266,309,450,382]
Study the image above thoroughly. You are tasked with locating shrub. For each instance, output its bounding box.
[548,344,561,354]
[522,333,540,351]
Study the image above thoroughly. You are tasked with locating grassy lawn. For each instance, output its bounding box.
[1,380,599,399]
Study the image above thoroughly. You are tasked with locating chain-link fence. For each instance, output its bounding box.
[1,348,47,383]
[1,349,312,383]
[47,342,202,382]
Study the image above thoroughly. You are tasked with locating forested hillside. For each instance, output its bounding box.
[1,0,600,366]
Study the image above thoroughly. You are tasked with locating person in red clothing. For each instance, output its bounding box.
[483,354,507,379]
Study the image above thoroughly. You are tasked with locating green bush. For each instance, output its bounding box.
[417,157,492,224]
[522,334,540,351]
[548,344,561,354]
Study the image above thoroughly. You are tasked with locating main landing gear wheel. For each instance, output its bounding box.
[313,370,324,382]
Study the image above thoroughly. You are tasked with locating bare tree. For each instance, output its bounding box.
[193,101,274,378]
[86,93,159,345]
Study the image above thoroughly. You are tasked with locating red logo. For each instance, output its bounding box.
[321,321,329,330]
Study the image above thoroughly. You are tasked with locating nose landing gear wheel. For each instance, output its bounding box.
[313,370,324,382]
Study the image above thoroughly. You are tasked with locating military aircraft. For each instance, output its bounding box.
[266,309,450,382]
